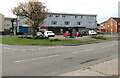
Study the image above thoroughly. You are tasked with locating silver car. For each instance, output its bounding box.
[36,32,44,36]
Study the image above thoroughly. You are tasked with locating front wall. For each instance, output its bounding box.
[43,14,97,28]
[18,14,97,29]
[105,18,118,33]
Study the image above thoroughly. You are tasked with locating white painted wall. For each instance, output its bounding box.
[0,13,4,32]
[118,1,120,17]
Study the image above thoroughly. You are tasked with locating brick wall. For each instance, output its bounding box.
[105,18,118,33]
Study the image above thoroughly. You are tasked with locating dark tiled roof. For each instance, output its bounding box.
[112,17,120,22]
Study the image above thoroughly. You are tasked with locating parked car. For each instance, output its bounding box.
[96,31,104,34]
[63,31,83,37]
[73,32,83,37]
[36,31,55,37]
[36,32,44,36]
[44,31,55,37]
[88,30,97,35]
[81,31,88,36]
[63,31,70,37]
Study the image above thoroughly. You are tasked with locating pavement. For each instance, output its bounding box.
[60,58,118,76]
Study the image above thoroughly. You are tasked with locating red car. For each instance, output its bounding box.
[73,32,83,37]
[63,32,83,37]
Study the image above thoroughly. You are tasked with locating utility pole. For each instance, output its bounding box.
[11,19,17,36]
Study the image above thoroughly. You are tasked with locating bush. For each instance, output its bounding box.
[18,35,49,39]
[91,35,106,40]
[17,32,24,35]
[50,37,60,42]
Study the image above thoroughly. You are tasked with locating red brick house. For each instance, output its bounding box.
[99,21,106,32]
[100,17,120,33]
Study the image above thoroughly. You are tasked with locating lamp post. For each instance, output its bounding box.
[11,19,17,35]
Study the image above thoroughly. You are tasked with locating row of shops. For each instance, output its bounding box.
[19,26,96,35]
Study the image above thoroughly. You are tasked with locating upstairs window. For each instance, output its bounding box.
[77,22,81,25]
[62,15,66,18]
[118,23,120,25]
[7,24,10,26]
[55,15,59,17]
[81,16,84,18]
[51,21,57,25]
[49,14,53,17]
[75,16,78,18]
[64,21,70,25]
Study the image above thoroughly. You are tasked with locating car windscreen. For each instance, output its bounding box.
[47,32,53,34]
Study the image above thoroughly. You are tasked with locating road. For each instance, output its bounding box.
[2,40,118,76]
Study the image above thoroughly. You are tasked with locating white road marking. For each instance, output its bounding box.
[73,49,94,53]
[73,51,79,53]
[38,48,41,50]
[3,47,11,49]
[29,49,34,51]
[12,49,19,51]
[21,50,26,52]
[101,45,114,48]
[15,55,59,63]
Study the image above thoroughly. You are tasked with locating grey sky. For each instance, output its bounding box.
[0,0,119,23]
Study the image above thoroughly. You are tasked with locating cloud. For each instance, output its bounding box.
[0,0,119,23]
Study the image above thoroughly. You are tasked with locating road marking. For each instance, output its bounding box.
[73,51,79,53]
[101,45,114,48]
[3,47,11,49]
[15,55,59,63]
[73,49,94,53]
[38,48,41,50]
[3,47,19,51]
[12,49,19,51]
[21,50,26,52]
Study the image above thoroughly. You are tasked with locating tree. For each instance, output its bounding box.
[12,0,49,38]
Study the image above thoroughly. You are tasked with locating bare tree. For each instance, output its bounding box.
[12,0,49,38]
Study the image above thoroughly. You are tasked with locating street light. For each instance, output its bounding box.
[11,19,17,35]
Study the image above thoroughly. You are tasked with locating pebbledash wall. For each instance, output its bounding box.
[18,13,97,34]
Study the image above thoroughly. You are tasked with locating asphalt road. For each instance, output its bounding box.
[2,40,118,76]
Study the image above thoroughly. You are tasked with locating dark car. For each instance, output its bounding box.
[96,31,104,34]
[81,32,88,36]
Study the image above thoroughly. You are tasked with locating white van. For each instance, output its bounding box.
[88,30,97,35]
[44,31,55,37]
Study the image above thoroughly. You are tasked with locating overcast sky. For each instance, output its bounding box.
[0,0,119,23]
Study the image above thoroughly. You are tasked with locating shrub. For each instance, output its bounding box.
[50,37,60,42]
[91,35,106,40]
[17,32,24,35]
[18,35,49,39]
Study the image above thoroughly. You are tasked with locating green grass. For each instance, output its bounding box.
[104,37,120,40]
[0,37,119,45]
[85,37,119,41]
[0,37,83,45]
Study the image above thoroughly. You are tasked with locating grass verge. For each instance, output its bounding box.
[0,37,83,45]
[85,37,119,41]
[0,37,119,45]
